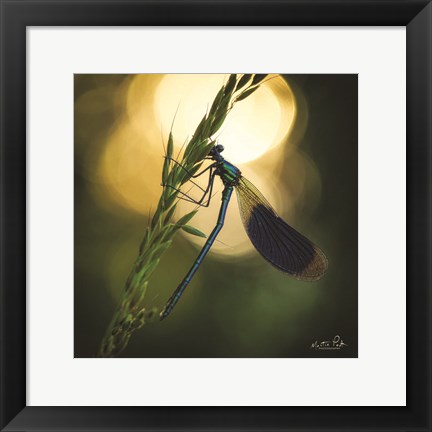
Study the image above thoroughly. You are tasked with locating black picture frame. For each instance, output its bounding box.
[1,1,431,431]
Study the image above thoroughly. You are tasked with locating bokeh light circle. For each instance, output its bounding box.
[154,74,296,164]
[87,74,315,258]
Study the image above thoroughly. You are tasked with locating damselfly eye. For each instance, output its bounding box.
[216,144,224,153]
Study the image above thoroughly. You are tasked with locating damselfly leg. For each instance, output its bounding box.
[162,159,218,208]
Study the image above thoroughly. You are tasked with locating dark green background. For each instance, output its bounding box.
[74,74,358,358]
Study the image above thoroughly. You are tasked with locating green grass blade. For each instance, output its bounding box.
[181,225,207,238]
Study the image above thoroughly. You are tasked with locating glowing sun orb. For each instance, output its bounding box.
[94,74,302,258]
[154,74,295,164]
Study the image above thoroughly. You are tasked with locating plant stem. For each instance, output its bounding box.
[97,73,267,357]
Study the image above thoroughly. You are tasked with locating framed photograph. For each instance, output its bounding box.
[1,1,430,431]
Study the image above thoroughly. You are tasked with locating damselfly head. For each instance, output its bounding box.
[215,144,224,153]
[209,144,225,159]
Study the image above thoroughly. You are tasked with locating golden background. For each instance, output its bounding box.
[74,74,358,358]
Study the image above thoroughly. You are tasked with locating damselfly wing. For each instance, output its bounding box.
[235,176,328,280]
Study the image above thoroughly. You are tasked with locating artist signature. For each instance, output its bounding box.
[310,335,348,350]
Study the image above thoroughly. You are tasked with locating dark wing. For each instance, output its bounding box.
[235,176,328,281]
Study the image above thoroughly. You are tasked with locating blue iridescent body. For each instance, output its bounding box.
[160,144,327,320]
[160,186,233,319]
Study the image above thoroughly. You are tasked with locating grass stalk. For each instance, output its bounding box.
[98,73,267,357]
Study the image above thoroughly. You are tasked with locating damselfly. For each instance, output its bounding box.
[160,144,328,320]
